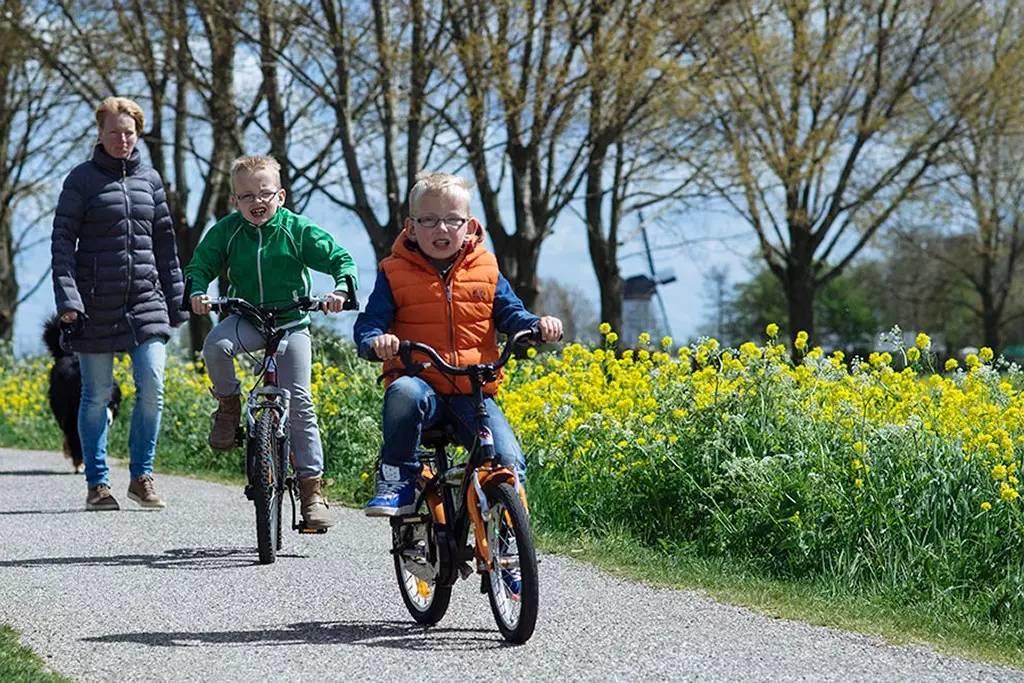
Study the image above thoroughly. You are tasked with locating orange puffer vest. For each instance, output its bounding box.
[381,232,501,395]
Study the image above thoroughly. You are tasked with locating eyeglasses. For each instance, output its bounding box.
[413,215,469,229]
[235,189,280,204]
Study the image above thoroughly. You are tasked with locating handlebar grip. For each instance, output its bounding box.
[341,275,359,311]
[180,277,193,312]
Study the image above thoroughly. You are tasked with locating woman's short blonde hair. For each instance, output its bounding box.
[230,155,282,185]
[408,171,473,214]
[95,97,145,134]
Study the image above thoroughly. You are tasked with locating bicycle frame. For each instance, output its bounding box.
[394,328,536,585]
[178,276,358,551]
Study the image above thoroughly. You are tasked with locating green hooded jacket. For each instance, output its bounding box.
[185,207,359,329]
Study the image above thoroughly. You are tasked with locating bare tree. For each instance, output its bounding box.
[697,0,990,341]
[277,0,446,258]
[0,0,85,340]
[534,277,598,342]
[580,0,716,334]
[29,0,256,354]
[893,3,1024,351]
[443,0,591,309]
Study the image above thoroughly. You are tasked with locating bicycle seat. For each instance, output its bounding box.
[421,424,456,449]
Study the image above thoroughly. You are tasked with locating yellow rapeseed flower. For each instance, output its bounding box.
[999,482,1020,502]
[660,336,673,349]
[766,323,779,338]
[981,501,992,511]
[980,347,994,363]
[906,347,920,363]
[638,332,651,346]
[599,322,612,335]
[915,333,930,350]
[945,358,959,372]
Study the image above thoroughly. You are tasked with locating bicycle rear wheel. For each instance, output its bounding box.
[251,409,283,565]
[484,481,538,644]
[392,506,452,624]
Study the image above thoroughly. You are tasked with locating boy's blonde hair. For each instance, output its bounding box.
[95,97,145,134]
[408,171,473,215]
[230,155,282,186]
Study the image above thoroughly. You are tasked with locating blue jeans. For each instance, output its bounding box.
[78,338,167,487]
[380,376,526,480]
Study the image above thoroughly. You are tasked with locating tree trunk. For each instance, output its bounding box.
[258,0,290,201]
[585,143,623,336]
[0,209,15,341]
[981,291,1002,351]
[783,261,816,345]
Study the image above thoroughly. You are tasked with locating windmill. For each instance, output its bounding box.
[621,212,676,345]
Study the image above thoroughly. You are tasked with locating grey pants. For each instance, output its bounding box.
[202,316,323,479]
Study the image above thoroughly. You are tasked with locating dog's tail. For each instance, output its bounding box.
[43,314,69,358]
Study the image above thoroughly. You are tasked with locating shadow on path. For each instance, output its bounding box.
[0,509,87,515]
[83,619,509,650]
[0,469,76,476]
[0,547,296,570]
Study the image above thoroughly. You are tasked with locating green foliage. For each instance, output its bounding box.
[722,264,882,348]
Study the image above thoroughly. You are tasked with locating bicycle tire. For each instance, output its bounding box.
[252,409,282,565]
[392,507,452,624]
[484,481,539,644]
[276,438,288,551]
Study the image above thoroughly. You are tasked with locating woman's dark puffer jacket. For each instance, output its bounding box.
[51,144,187,353]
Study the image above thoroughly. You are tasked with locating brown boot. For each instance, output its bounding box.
[209,392,241,450]
[128,474,166,509]
[298,476,334,529]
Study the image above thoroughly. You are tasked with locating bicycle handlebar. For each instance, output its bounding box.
[179,275,359,318]
[397,327,540,378]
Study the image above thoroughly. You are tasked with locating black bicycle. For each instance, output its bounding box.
[383,328,540,643]
[181,277,357,564]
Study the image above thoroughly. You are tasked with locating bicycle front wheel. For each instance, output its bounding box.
[484,481,539,644]
[251,409,283,565]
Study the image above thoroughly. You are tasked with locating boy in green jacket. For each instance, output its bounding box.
[184,154,358,529]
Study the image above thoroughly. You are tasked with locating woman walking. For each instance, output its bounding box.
[51,96,187,510]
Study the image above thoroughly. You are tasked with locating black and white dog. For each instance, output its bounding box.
[42,315,122,474]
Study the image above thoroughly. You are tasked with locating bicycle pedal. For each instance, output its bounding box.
[296,526,328,534]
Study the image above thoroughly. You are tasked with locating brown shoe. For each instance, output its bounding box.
[209,392,241,450]
[86,484,119,511]
[298,476,334,529]
[128,474,166,509]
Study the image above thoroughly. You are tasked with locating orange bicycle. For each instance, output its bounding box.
[386,328,539,643]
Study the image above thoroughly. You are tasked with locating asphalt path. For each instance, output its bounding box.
[0,447,1021,682]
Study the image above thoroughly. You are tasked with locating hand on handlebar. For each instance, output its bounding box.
[322,291,348,313]
[191,294,212,315]
[370,334,401,361]
[537,315,563,343]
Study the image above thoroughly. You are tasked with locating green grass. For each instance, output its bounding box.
[0,626,70,683]
[537,527,1024,669]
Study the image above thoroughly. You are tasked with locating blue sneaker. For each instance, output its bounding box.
[499,535,521,601]
[364,464,416,517]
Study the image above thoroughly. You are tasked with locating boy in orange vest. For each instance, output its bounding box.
[353,171,562,517]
